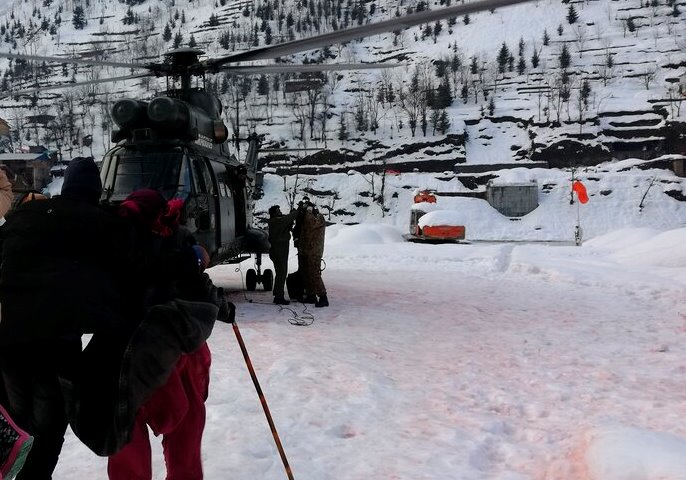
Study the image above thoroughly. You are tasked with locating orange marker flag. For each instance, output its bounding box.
[572,180,589,204]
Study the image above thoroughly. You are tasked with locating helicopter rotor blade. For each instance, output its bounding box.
[205,0,533,68]
[220,62,404,75]
[0,73,153,99]
[0,51,152,70]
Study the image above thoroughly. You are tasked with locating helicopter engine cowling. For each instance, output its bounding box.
[112,99,149,130]
[147,96,224,145]
[147,97,191,128]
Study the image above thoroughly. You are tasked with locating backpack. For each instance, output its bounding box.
[286,270,304,300]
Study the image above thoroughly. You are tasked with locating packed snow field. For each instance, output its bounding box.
[53,224,686,480]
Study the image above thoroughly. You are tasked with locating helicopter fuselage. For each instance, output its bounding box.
[99,91,269,266]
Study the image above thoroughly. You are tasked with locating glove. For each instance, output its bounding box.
[192,245,210,272]
[216,288,235,324]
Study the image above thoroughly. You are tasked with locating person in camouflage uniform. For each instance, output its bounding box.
[298,203,328,308]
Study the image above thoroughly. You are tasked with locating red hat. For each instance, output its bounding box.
[118,189,167,230]
[153,198,184,237]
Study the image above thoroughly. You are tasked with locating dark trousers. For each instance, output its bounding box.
[0,339,81,480]
[269,244,290,299]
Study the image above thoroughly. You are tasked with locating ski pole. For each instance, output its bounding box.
[232,321,295,480]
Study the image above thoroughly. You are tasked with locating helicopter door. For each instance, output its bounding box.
[209,161,235,247]
[189,157,218,255]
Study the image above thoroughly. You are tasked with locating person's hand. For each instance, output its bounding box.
[216,288,235,324]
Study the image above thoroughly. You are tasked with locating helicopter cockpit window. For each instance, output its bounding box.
[106,150,184,200]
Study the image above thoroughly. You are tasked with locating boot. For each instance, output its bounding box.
[315,295,329,308]
[273,296,290,305]
[303,294,317,304]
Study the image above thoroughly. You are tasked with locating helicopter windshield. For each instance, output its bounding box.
[102,148,188,201]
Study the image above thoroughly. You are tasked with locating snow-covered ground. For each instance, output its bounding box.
[53,223,686,479]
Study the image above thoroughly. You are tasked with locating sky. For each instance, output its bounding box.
[47,161,686,480]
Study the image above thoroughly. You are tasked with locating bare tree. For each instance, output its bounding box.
[576,78,592,134]
[397,78,421,137]
[573,25,588,57]
[667,84,684,118]
[288,91,310,146]
[640,66,657,90]
[317,73,341,146]
[598,48,615,87]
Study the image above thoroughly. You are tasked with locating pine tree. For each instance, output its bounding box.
[257,74,269,95]
[579,79,591,108]
[470,56,479,75]
[531,49,540,69]
[430,109,440,134]
[338,113,349,140]
[463,14,470,25]
[626,17,636,33]
[188,34,197,48]
[173,31,183,48]
[559,43,571,70]
[488,96,495,115]
[433,20,442,39]
[497,43,510,74]
[72,6,86,29]
[461,83,469,103]
[543,29,550,46]
[567,5,578,24]
[517,56,526,75]
[163,23,172,41]
[438,110,450,134]
[435,79,452,108]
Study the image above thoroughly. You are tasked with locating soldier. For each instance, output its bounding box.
[267,205,298,305]
[298,202,328,308]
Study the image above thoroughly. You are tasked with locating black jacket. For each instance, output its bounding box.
[268,210,297,255]
[0,196,133,346]
[63,224,229,456]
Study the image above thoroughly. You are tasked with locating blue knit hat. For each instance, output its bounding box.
[61,157,102,203]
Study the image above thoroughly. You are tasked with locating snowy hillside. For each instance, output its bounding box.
[0,0,684,163]
[0,0,684,236]
[254,157,686,241]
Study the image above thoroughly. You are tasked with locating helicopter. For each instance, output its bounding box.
[0,0,531,289]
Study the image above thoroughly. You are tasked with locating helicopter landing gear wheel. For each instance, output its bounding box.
[262,269,273,292]
[246,269,257,291]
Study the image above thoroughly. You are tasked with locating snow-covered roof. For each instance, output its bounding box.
[0,153,49,161]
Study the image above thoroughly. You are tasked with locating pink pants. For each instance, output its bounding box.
[107,343,211,480]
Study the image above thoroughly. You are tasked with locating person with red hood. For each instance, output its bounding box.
[106,188,230,480]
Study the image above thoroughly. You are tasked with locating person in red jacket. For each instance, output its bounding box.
[107,189,226,480]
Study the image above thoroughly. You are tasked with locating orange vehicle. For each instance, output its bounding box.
[405,190,467,243]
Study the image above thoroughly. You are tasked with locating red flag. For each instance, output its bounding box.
[572,180,589,204]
